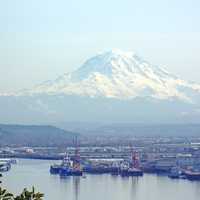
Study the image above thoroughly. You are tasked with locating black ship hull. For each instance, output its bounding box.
[120,169,143,177]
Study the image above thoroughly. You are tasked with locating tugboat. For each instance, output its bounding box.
[168,167,181,179]
[120,149,143,177]
[59,159,83,177]
[59,138,83,177]
[50,154,71,174]
[50,164,61,174]
[184,170,200,181]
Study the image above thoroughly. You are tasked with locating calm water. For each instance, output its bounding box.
[2,159,200,200]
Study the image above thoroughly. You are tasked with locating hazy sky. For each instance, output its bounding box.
[0,0,200,92]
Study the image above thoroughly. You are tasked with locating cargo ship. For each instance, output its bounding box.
[82,159,121,175]
[83,166,109,174]
[83,165,119,174]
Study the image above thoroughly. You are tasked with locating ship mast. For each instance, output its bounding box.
[131,146,140,169]
[73,136,81,170]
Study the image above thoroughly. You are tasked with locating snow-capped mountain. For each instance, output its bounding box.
[1,49,200,124]
[19,49,200,104]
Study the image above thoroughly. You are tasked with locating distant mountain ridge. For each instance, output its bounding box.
[88,123,200,137]
[0,124,78,146]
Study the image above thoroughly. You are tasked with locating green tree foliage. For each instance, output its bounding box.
[0,187,43,200]
[0,188,13,200]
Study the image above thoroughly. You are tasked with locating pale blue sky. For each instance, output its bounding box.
[0,0,200,92]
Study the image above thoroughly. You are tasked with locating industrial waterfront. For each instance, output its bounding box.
[1,136,200,199]
[2,135,200,180]
[1,159,200,200]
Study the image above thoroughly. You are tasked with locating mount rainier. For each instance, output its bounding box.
[1,49,200,124]
[19,49,200,102]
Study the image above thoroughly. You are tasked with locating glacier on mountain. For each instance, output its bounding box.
[18,49,200,104]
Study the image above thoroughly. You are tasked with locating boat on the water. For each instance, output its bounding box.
[83,159,121,175]
[59,153,82,177]
[0,162,11,172]
[59,167,83,177]
[184,170,200,181]
[168,167,181,179]
[0,159,17,164]
[50,146,83,177]
[50,146,143,177]
[120,167,143,177]
[50,152,74,174]
[84,166,119,174]
[50,164,61,174]
[50,154,71,174]
[120,149,143,177]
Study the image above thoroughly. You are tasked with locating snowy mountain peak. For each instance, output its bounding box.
[74,49,154,79]
[17,50,200,103]
[97,49,137,59]
[71,49,177,85]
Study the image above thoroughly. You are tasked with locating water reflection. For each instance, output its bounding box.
[73,177,80,200]
[3,160,200,200]
[130,177,139,198]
